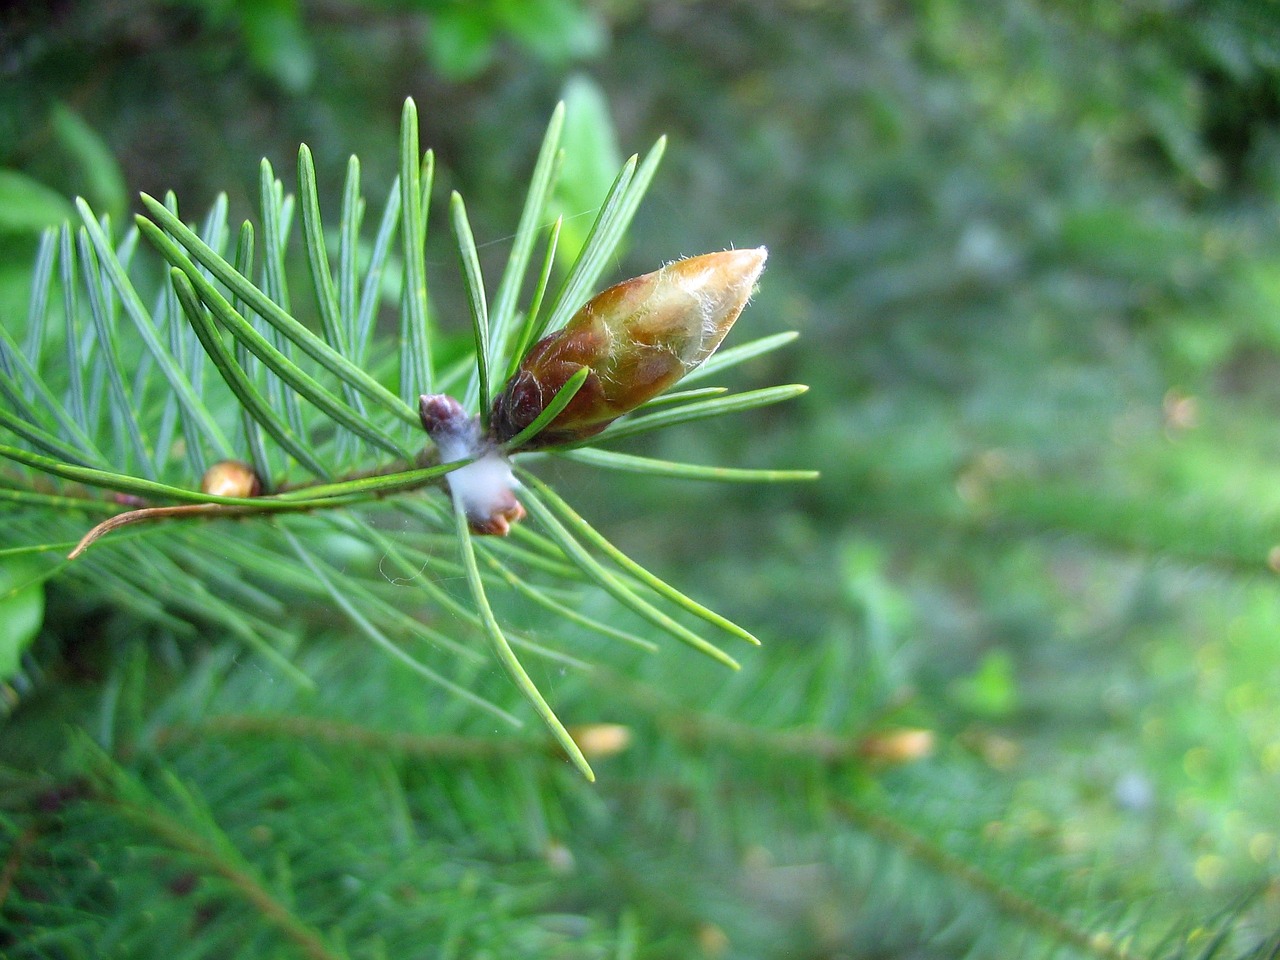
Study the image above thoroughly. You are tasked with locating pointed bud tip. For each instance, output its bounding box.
[725,245,766,286]
[681,247,767,296]
[687,246,766,269]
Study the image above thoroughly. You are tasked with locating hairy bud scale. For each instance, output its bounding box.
[492,247,767,448]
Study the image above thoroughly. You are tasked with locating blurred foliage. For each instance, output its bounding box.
[546,73,623,268]
[6,0,1280,956]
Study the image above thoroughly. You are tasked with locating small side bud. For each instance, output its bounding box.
[419,392,525,536]
[201,460,262,498]
[856,728,935,765]
[492,247,767,448]
[419,393,471,450]
[567,723,632,759]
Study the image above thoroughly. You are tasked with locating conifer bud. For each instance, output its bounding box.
[200,460,262,498]
[567,723,632,759]
[491,247,767,448]
[419,393,525,536]
[857,728,935,765]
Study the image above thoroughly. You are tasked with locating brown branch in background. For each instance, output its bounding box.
[155,715,534,758]
[0,824,37,913]
[156,683,928,770]
[152,714,633,763]
[594,667,933,765]
[107,794,343,960]
[73,735,342,960]
[144,667,928,771]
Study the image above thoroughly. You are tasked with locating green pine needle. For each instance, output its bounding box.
[521,470,761,647]
[450,191,491,420]
[679,330,801,385]
[399,98,432,399]
[282,525,517,722]
[500,364,590,451]
[517,479,741,669]
[171,268,330,479]
[138,216,412,459]
[490,102,565,372]
[558,447,820,483]
[452,498,595,781]
[580,383,809,447]
[139,194,418,428]
[505,214,563,378]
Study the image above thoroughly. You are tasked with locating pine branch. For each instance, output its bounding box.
[836,800,1140,960]
[154,715,537,759]
[86,747,345,960]
[0,96,811,779]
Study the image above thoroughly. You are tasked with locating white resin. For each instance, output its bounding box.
[446,447,519,525]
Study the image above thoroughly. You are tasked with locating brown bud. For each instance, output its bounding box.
[491,247,767,448]
[200,460,262,498]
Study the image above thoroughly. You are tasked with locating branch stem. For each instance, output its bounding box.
[63,451,464,558]
[155,715,538,759]
[108,794,343,960]
[836,801,1140,960]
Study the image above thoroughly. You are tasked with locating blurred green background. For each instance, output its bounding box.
[5,0,1280,956]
